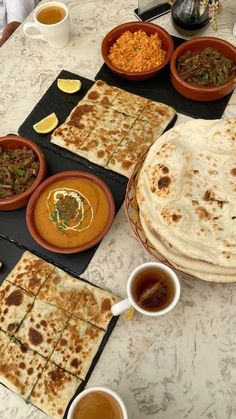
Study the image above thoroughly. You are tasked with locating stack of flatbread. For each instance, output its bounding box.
[0,251,119,418]
[137,119,236,282]
[51,80,176,177]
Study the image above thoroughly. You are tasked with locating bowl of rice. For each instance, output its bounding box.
[170,36,236,101]
[101,22,174,81]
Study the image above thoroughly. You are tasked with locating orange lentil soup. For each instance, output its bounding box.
[108,30,166,72]
[34,178,110,248]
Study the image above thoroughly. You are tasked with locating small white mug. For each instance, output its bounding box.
[112,262,181,317]
[23,1,71,49]
[67,387,128,419]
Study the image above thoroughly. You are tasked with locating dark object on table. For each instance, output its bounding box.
[0,136,46,211]
[170,36,236,101]
[101,21,174,81]
[171,0,209,34]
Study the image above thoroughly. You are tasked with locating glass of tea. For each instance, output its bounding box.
[23,1,71,49]
[67,386,128,419]
[112,262,181,317]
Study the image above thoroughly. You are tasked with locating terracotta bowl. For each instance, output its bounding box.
[170,36,236,102]
[0,136,46,211]
[26,171,115,254]
[101,21,174,81]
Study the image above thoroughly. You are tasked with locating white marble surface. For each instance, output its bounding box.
[0,1,236,418]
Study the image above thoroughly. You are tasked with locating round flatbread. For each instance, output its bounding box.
[137,119,236,281]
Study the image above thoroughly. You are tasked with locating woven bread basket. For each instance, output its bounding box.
[125,148,199,281]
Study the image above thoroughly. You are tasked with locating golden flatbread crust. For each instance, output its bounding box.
[30,361,81,419]
[107,119,157,177]
[37,267,86,313]
[6,251,54,295]
[0,340,46,398]
[77,109,134,166]
[110,89,148,117]
[83,80,120,107]
[51,316,105,379]
[0,281,33,334]
[15,298,69,358]
[73,284,119,330]
[50,80,176,178]
[0,330,10,355]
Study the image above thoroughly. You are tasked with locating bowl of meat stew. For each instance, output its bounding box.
[170,37,236,101]
[0,136,46,210]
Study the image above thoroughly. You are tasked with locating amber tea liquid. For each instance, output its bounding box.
[131,267,175,312]
[37,6,66,25]
[72,391,123,419]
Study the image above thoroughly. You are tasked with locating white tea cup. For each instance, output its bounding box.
[67,386,128,419]
[112,262,181,317]
[23,1,73,49]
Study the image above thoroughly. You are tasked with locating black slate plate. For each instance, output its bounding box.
[0,144,126,276]
[18,71,128,186]
[0,237,119,419]
[16,69,177,273]
[95,35,233,120]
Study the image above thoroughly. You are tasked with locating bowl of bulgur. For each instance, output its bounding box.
[101,22,174,81]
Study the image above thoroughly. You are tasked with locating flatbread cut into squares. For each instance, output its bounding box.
[37,267,86,313]
[76,109,135,166]
[0,281,33,334]
[66,100,105,130]
[51,316,105,379]
[0,330,10,355]
[30,361,81,419]
[139,100,176,128]
[51,100,106,154]
[15,298,69,358]
[73,284,119,330]
[110,89,148,117]
[0,340,46,399]
[107,119,159,177]
[83,80,120,107]
[6,250,54,295]
[51,123,90,154]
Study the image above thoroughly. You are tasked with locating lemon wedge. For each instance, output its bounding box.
[33,112,58,134]
[57,78,82,94]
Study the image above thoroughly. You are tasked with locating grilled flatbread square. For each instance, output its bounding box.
[110,89,148,117]
[77,109,135,166]
[51,316,105,379]
[0,330,10,355]
[66,100,105,130]
[15,298,69,358]
[37,267,86,313]
[0,281,33,334]
[139,100,176,129]
[51,101,106,156]
[30,361,81,419]
[6,250,55,295]
[83,80,119,107]
[107,119,158,177]
[51,123,90,154]
[0,340,46,398]
[73,284,119,330]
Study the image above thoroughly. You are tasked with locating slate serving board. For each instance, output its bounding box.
[0,144,126,276]
[95,35,233,120]
[0,236,119,419]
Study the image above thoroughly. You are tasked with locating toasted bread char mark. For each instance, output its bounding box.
[50,80,176,177]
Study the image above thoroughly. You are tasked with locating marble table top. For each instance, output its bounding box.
[0,1,235,418]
